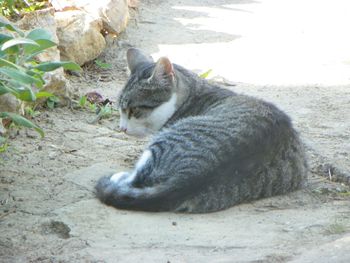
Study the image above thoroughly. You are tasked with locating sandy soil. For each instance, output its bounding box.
[1,0,350,262]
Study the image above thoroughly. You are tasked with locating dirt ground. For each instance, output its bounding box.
[1,0,350,262]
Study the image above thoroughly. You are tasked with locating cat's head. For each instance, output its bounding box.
[118,48,178,137]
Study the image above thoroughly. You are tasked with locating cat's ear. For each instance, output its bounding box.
[151,57,175,83]
[127,48,153,73]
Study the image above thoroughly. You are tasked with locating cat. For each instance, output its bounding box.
[95,48,308,213]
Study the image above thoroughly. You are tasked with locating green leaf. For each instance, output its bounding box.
[0,45,19,56]
[199,69,212,79]
[25,68,45,81]
[0,21,24,36]
[0,67,43,88]
[46,96,59,109]
[0,82,20,96]
[0,33,12,45]
[46,100,55,109]
[35,91,54,99]
[25,107,41,118]
[79,96,87,107]
[33,61,82,72]
[48,96,60,103]
[95,60,112,69]
[1,38,40,51]
[24,39,57,56]
[0,84,10,95]
[26,28,53,41]
[46,96,60,109]
[24,29,56,56]
[0,136,8,153]
[0,112,44,137]
[16,87,36,102]
[0,58,21,69]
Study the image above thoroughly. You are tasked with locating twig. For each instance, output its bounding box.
[0,209,16,220]
[328,168,333,181]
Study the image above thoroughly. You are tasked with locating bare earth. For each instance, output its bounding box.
[1,0,350,262]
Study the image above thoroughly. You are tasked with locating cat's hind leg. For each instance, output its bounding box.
[110,171,129,183]
[108,149,152,185]
[95,149,168,211]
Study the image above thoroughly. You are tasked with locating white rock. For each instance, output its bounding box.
[96,0,129,34]
[54,10,106,65]
[128,0,139,8]
[51,0,129,34]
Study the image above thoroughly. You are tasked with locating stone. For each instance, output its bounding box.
[51,0,129,35]
[96,0,129,34]
[128,0,139,8]
[54,10,106,65]
[0,94,18,113]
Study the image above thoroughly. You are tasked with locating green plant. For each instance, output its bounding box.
[0,135,8,152]
[24,106,40,118]
[46,95,59,109]
[199,69,212,79]
[0,20,81,143]
[94,59,112,69]
[76,95,115,124]
[77,95,96,111]
[1,0,48,20]
[324,222,348,235]
[97,104,113,118]
[78,95,87,108]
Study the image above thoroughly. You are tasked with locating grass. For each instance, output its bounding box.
[324,220,349,235]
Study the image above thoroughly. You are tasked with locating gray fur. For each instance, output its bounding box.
[95,48,308,213]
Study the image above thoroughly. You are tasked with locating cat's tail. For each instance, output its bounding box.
[95,175,181,212]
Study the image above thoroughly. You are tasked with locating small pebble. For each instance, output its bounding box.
[48,152,57,160]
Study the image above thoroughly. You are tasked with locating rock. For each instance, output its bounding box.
[51,0,129,34]
[128,0,139,8]
[16,8,68,97]
[54,10,106,65]
[95,0,129,34]
[0,94,18,113]
[48,151,59,160]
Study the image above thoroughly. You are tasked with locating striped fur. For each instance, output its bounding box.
[95,48,308,213]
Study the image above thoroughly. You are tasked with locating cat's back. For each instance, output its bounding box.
[170,87,294,141]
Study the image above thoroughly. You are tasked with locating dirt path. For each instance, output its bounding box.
[1,0,350,262]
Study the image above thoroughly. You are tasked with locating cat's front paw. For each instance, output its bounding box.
[110,171,129,183]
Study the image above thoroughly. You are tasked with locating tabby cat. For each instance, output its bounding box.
[95,48,308,213]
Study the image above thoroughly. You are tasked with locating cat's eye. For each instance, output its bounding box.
[128,107,141,119]
[127,106,154,119]
[128,108,135,119]
[138,105,155,110]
